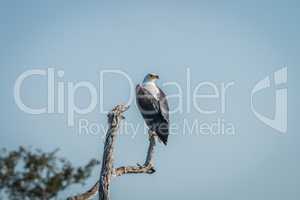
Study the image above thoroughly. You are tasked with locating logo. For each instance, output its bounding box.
[251,67,288,133]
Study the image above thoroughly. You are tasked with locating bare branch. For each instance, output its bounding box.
[98,105,129,200]
[67,105,159,200]
[114,132,156,176]
[67,182,99,200]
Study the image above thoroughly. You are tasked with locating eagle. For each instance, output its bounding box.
[136,73,169,145]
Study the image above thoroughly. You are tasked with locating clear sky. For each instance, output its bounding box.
[0,0,299,199]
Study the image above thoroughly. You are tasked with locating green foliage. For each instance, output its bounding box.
[0,147,99,200]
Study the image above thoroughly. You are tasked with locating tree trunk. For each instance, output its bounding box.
[68,104,158,200]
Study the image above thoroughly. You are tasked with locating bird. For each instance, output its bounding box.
[136,73,169,145]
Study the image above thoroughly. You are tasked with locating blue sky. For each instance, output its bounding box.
[0,0,299,199]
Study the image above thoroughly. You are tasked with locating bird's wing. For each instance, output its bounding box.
[136,84,160,118]
[157,87,169,122]
[136,84,169,145]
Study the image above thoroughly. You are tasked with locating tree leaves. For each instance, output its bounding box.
[0,147,99,200]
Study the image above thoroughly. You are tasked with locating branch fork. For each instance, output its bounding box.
[68,104,159,200]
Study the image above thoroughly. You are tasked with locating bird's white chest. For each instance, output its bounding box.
[142,82,160,99]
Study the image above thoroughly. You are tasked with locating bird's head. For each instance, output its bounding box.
[143,73,159,83]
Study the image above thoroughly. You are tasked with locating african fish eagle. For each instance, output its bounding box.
[136,73,169,145]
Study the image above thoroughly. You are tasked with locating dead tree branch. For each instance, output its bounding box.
[114,132,156,176]
[98,104,128,200]
[67,182,99,200]
[67,104,158,200]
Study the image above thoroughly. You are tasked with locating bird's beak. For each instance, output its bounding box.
[155,75,160,79]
